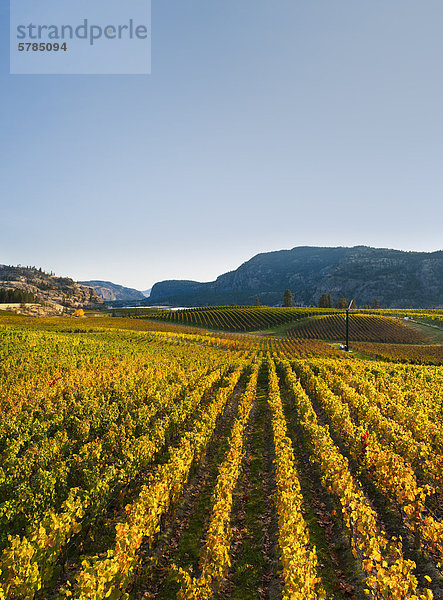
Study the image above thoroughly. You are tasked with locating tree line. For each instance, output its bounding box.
[254,291,382,309]
[0,288,35,304]
[317,294,380,309]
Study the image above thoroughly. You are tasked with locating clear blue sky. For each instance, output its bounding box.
[1,1,442,290]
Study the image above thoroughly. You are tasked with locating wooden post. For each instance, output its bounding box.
[345,300,353,352]
[345,308,349,351]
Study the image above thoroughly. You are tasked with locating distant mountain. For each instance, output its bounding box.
[142,288,152,298]
[0,265,103,314]
[79,280,145,302]
[149,280,202,300]
[148,246,443,308]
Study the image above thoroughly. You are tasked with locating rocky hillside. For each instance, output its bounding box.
[148,246,443,308]
[0,265,104,314]
[79,280,145,302]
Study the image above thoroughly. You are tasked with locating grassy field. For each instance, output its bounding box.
[0,310,442,600]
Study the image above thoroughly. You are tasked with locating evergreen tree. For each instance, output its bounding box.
[318,294,332,308]
[254,297,260,307]
[283,289,294,307]
[336,296,347,309]
[0,288,35,304]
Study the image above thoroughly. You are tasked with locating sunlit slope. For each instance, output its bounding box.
[0,319,441,599]
[143,306,330,332]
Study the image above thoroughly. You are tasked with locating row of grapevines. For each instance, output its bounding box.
[147,307,321,332]
[175,360,261,599]
[0,344,225,539]
[0,364,232,599]
[318,365,443,490]
[357,309,443,322]
[294,361,443,567]
[0,330,201,460]
[323,360,443,453]
[364,363,442,424]
[280,360,433,600]
[353,342,443,365]
[288,314,424,344]
[168,327,342,359]
[0,489,85,599]
[266,358,326,600]
[0,359,217,536]
[59,365,246,600]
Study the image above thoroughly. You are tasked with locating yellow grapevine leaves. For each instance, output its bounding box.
[294,360,443,566]
[267,358,326,600]
[65,366,245,600]
[280,360,433,600]
[175,362,260,599]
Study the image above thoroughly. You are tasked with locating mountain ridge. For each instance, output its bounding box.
[79,280,145,302]
[0,265,103,314]
[147,245,443,308]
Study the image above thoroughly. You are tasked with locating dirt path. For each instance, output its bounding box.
[277,366,365,600]
[131,372,248,599]
[219,365,282,600]
[289,364,443,600]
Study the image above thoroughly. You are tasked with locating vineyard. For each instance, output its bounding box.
[137,307,440,347]
[140,306,331,332]
[288,314,427,344]
[352,343,443,365]
[0,311,442,600]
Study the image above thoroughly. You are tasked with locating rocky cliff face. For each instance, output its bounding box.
[149,280,202,302]
[79,280,145,302]
[0,265,104,313]
[147,246,443,308]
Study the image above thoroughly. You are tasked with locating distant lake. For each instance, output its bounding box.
[122,306,197,311]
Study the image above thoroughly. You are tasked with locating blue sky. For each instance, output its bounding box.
[1,1,442,290]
